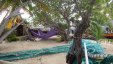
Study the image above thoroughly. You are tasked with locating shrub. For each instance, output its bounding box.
[7,32,19,42]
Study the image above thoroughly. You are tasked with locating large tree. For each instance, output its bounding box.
[66,0,113,64]
[26,1,113,64]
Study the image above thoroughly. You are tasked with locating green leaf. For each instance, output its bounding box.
[36,1,50,12]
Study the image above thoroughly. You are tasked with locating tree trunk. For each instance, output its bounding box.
[66,18,71,41]
[66,0,96,63]
[0,8,22,36]
[66,16,90,64]
[0,21,23,43]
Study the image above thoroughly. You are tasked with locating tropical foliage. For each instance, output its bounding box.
[27,0,113,40]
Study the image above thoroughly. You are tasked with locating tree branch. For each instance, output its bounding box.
[0,21,23,43]
[73,0,83,18]
[0,7,23,36]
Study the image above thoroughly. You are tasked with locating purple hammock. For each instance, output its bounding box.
[28,28,58,39]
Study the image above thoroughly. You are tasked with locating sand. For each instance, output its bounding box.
[0,37,113,64]
[0,37,67,64]
[101,43,113,54]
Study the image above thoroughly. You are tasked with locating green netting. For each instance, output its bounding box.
[100,55,113,64]
[0,39,113,64]
[0,44,70,61]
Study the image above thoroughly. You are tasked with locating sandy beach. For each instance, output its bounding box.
[0,37,113,64]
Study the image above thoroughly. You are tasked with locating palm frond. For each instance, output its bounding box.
[89,21,104,40]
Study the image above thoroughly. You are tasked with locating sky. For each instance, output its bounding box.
[0,10,7,23]
[20,9,30,19]
[0,8,30,24]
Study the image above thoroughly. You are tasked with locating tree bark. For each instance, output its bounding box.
[74,18,90,64]
[64,16,71,41]
[66,16,90,64]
